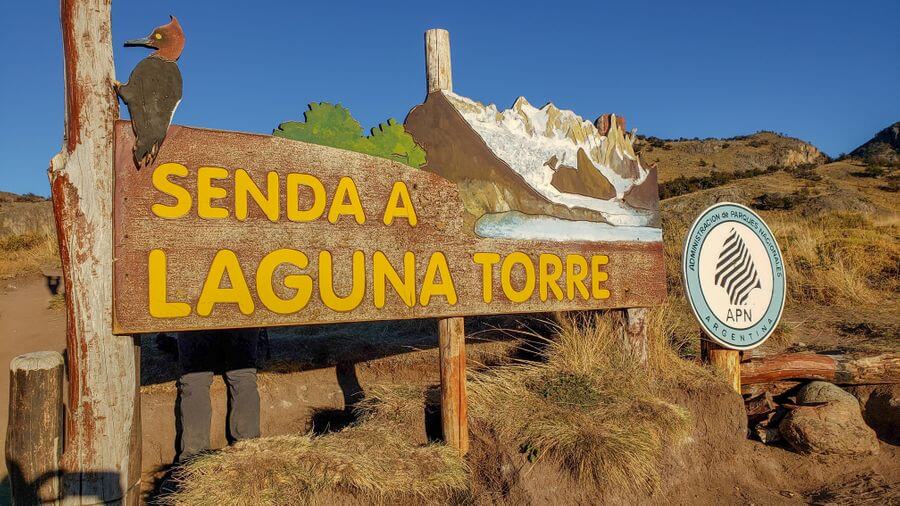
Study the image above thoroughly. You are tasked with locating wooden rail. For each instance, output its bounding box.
[741,352,900,386]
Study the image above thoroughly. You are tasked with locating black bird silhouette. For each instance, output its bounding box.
[115,16,184,169]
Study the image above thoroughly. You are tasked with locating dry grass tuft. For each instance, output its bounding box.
[0,218,58,279]
[768,211,899,306]
[469,311,696,494]
[162,385,468,505]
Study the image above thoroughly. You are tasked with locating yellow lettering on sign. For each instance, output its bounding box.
[196,249,254,316]
[147,249,191,318]
[235,169,279,222]
[151,163,191,219]
[256,249,312,314]
[420,252,457,306]
[566,254,589,300]
[319,250,365,311]
[373,251,416,308]
[539,253,564,301]
[382,181,418,226]
[197,166,230,219]
[473,252,500,303]
[501,252,535,303]
[328,177,365,224]
[286,173,327,222]
[591,255,610,300]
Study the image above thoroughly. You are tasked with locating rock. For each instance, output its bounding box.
[797,380,858,405]
[848,384,900,444]
[779,381,879,456]
[754,424,781,444]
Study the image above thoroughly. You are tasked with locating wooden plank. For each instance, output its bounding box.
[702,339,741,393]
[111,123,666,333]
[49,0,141,502]
[5,352,64,504]
[740,352,900,386]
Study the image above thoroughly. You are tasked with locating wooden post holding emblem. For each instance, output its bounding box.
[682,203,787,392]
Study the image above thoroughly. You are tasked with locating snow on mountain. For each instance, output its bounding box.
[443,92,651,227]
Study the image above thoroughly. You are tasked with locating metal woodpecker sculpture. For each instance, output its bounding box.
[115,16,185,169]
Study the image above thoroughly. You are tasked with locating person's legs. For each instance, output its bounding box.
[223,329,261,444]
[175,331,217,461]
[175,370,214,461]
[223,367,260,443]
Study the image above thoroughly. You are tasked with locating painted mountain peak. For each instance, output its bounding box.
[405,91,660,243]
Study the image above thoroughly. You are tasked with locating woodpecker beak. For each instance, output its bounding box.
[124,37,155,48]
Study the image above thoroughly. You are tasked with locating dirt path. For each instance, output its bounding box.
[0,276,67,483]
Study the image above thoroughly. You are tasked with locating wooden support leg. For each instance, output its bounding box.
[624,307,650,365]
[701,339,741,393]
[438,317,468,455]
[5,351,64,505]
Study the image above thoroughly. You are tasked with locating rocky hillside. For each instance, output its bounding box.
[635,131,826,183]
[850,121,900,166]
[0,191,47,204]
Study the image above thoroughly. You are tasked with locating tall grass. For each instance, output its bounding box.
[0,218,58,278]
[468,311,698,495]
[768,212,899,306]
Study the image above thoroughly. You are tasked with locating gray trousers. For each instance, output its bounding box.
[175,329,261,461]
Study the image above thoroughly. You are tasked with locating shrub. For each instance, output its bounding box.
[851,165,887,178]
[274,103,426,168]
[753,191,808,211]
[659,165,780,199]
[785,163,822,181]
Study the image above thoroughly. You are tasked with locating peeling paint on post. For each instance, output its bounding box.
[50,0,141,503]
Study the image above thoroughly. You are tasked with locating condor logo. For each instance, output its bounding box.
[715,228,762,315]
[682,203,786,351]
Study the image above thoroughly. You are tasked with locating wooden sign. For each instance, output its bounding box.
[113,101,665,333]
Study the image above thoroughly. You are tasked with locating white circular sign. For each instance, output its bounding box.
[682,202,786,350]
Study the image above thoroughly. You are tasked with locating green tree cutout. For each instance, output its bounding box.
[274,103,426,168]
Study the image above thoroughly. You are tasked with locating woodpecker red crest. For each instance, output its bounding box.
[116,16,185,169]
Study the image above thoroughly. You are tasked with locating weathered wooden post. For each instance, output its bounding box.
[702,340,741,393]
[425,28,469,455]
[49,0,142,502]
[5,352,64,504]
[624,307,649,364]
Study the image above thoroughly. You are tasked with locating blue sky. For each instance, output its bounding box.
[1,0,898,196]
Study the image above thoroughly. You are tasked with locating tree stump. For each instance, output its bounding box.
[5,351,64,505]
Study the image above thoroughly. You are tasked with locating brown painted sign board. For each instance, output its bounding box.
[113,112,665,334]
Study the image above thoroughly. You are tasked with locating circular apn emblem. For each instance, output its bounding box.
[682,202,786,350]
